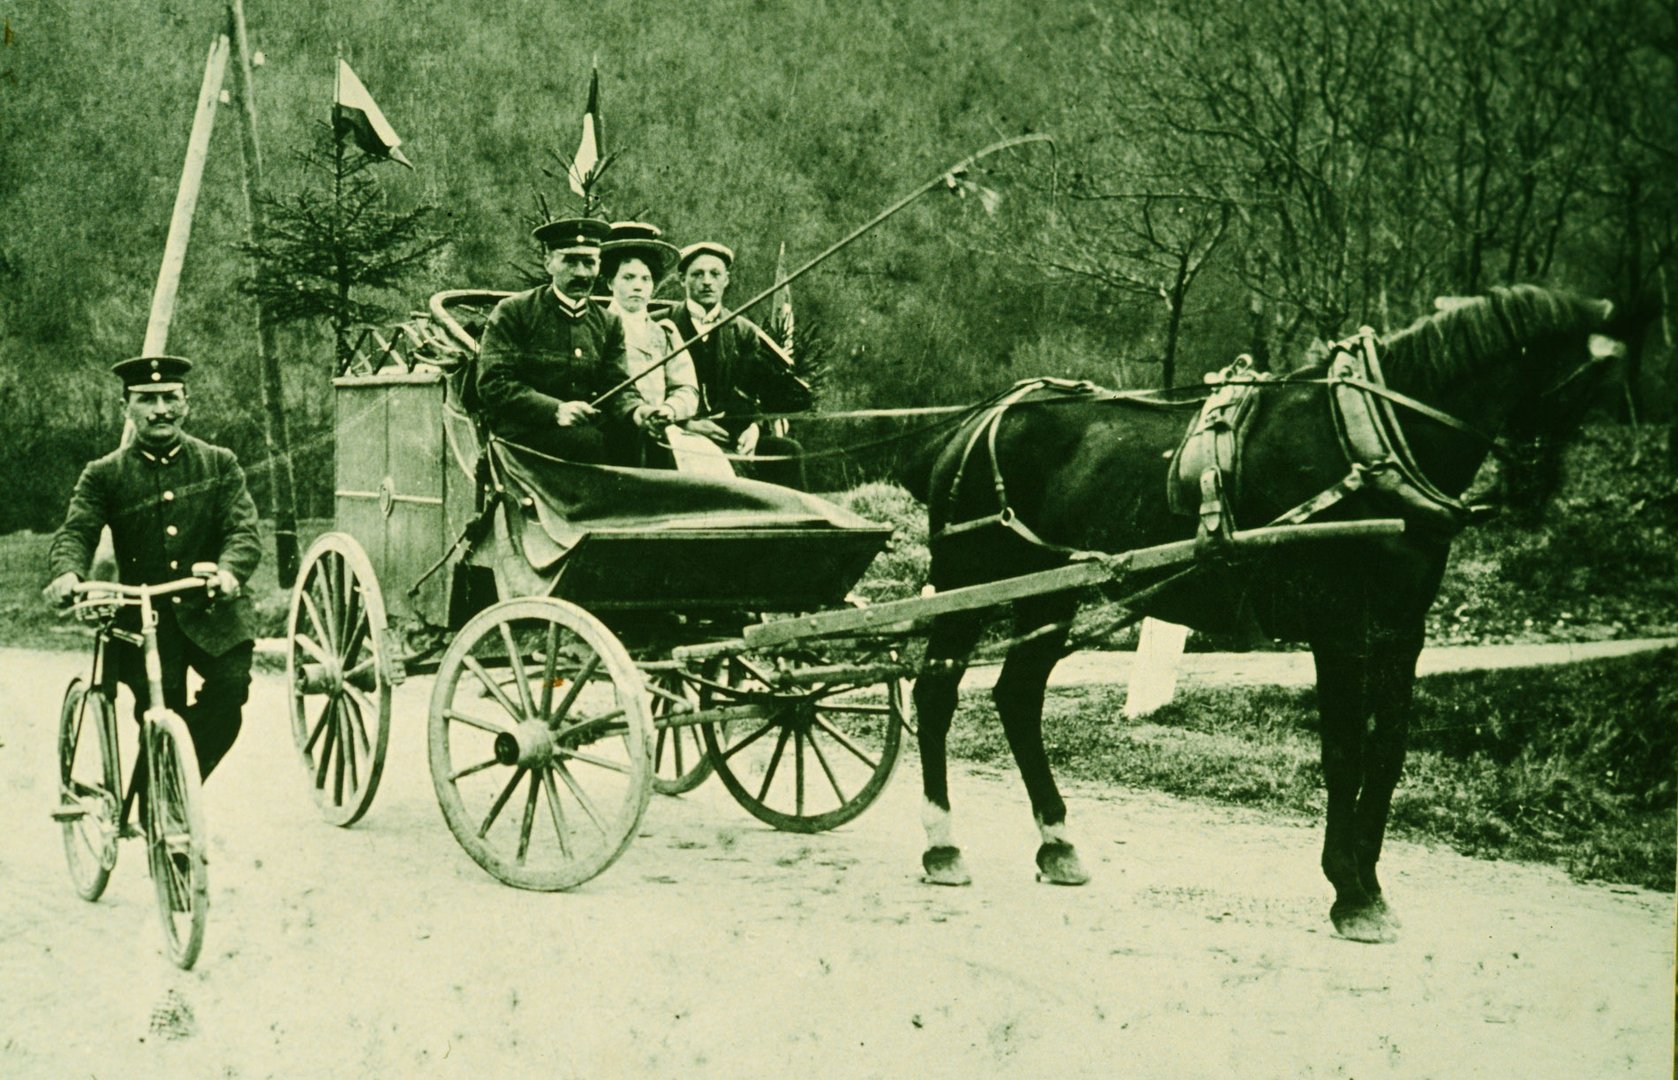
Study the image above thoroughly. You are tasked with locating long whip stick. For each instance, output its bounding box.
[589,133,1052,408]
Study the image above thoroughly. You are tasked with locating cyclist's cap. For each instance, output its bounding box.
[677,242,734,273]
[112,355,193,393]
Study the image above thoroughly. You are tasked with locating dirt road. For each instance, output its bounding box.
[0,645,1670,1078]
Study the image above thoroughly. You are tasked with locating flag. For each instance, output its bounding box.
[568,68,602,197]
[333,59,412,168]
[770,241,794,359]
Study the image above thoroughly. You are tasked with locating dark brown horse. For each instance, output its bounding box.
[903,285,1631,942]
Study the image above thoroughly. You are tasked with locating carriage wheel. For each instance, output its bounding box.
[56,678,118,902]
[649,672,714,796]
[702,655,905,833]
[286,533,393,827]
[428,598,653,891]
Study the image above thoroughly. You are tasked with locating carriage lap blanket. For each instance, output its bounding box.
[492,439,880,576]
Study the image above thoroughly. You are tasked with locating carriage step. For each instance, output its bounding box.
[50,805,89,822]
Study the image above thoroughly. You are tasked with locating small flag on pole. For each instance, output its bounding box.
[333,59,412,167]
[568,67,603,197]
[770,240,795,360]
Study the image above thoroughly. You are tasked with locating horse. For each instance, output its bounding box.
[901,284,1632,943]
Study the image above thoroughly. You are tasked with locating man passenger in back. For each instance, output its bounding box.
[668,241,813,487]
[475,216,665,463]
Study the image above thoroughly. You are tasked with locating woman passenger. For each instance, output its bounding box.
[599,224,698,467]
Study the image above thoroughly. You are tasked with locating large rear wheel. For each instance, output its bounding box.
[55,678,119,902]
[287,533,393,826]
[428,598,653,890]
[703,654,905,833]
[146,713,208,970]
[650,671,717,796]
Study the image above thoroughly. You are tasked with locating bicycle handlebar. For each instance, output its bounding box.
[64,564,222,618]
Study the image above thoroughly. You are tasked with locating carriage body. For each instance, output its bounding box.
[287,289,907,889]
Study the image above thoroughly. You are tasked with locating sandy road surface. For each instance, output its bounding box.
[0,645,1670,1078]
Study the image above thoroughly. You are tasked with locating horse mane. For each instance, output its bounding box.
[1373,285,1609,394]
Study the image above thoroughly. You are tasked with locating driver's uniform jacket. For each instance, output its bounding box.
[475,286,647,445]
[48,434,262,656]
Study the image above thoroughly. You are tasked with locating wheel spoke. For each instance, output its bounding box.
[343,654,377,686]
[716,712,781,760]
[314,702,339,789]
[298,589,332,656]
[478,766,527,838]
[813,714,880,770]
[806,728,848,805]
[450,757,501,782]
[517,771,540,863]
[304,696,333,755]
[293,630,331,667]
[339,604,370,668]
[444,708,512,736]
[541,768,571,858]
[343,686,376,755]
[756,725,793,803]
[538,623,559,723]
[653,725,670,768]
[794,727,805,816]
[554,746,630,773]
[551,706,627,742]
[732,654,777,687]
[555,762,607,833]
[462,655,527,724]
[498,623,538,721]
[311,570,341,651]
[338,696,360,795]
[332,698,348,804]
[548,652,601,726]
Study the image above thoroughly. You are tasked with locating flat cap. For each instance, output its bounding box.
[677,241,735,273]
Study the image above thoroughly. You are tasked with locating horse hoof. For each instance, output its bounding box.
[1331,900,1399,944]
[1370,894,1403,929]
[1034,841,1090,886]
[921,845,972,886]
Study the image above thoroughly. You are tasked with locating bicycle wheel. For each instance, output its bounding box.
[145,712,208,970]
[55,678,119,901]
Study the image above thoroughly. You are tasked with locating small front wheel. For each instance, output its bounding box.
[56,678,119,902]
[146,713,208,970]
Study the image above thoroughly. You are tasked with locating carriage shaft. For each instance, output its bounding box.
[738,519,1405,649]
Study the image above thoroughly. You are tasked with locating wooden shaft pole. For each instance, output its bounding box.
[227,0,300,585]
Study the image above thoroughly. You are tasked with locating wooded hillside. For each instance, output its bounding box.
[2,0,1672,529]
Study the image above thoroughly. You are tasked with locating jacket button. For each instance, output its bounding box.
[172,596,181,604]
[163,490,175,501]
[170,560,179,570]
[574,348,583,358]
[166,525,179,536]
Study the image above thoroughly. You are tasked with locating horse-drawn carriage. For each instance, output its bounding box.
[284,285,1496,899]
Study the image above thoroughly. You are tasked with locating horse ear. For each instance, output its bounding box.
[1594,298,1614,323]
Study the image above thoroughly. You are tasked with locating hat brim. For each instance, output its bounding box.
[600,239,681,281]
[124,381,187,394]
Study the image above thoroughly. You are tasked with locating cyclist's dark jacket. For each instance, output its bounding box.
[665,306,812,440]
[48,434,262,656]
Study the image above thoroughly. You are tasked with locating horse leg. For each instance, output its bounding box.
[1352,631,1423,926]
[993,593,1089,885]
[914,611,986,886]
[1310,644,1398,943]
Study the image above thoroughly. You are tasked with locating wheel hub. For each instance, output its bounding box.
[494,719,557,768]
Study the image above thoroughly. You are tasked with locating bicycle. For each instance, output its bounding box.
[53,565,223,970]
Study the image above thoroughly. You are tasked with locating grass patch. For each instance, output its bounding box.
[945,650,1677,891]
[0,520,332,652]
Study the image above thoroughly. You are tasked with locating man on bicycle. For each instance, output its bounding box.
[43,355,262,780]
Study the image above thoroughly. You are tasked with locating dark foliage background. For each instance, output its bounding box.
[2,0,1674,531]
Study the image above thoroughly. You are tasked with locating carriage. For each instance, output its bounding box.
[284,289,1407,891]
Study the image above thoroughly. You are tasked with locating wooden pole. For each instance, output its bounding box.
[142,32,231,356]
[227,0,300,586]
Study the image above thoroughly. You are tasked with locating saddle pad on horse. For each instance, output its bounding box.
[1166,355,1271,520]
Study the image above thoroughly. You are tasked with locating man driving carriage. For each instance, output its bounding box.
[474,216,669,465]
[43,355,261,782]
[668,241,813,488]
